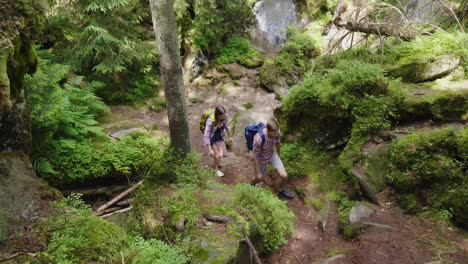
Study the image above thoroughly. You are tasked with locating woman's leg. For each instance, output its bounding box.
[215,141,227,157]
[211,143,220,170]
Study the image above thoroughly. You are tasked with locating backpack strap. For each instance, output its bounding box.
[258,129,266,149]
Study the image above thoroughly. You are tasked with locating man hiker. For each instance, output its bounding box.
[251,119,293,198]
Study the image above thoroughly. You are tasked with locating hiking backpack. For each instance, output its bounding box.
[244,122,266,151]
[199,108,215,134]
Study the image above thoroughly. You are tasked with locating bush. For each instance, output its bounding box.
[47,132,164,186]
[37,194,189,263]
[125,236,189,264]
[37,194,126,263]
[145,147,213,187]
[216,37,263,67]
[387,128,467,227]
[282,55,401,172]
[259,28,319,91]
[235,184,295,252]
[192,0,253,56]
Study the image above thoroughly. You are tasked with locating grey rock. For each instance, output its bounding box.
[349,202,376,224]
[420,55,460,82]
[109,127,146,139]
[361,222,396,232]
[317,199,332,232]
[351,170,380,205]
[249,0,300,53]
[424,261,442,264]
[221,64,246,79]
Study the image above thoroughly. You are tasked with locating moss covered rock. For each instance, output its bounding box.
[390,55,461,83]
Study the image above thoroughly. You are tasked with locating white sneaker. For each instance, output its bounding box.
[216,170,224,177]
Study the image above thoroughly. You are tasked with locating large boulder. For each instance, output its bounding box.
[0,152,56,237]
[249,0,300,53]
[391,55,461,83]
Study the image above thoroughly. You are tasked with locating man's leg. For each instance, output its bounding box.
[272,152,288,190]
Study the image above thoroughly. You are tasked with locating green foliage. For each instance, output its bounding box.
[151,97,167,112]
[162,187,202,232]
[192,0,254,56]
[216,37,263,67]
[44,0,158,104]
[48,132,164,185]
[280,143,302,177]
[235,184,295,252]
[37,194,126,263]
[384,32,468,68]
[294,0,339,23]
[145,147,213,187]
[0,0,46,49]
[326,192,355,226]
[259,28,319,92]
[387,128,467,227]
[37,194,188,263]
[242,102,253,110]
[125,236,189,264]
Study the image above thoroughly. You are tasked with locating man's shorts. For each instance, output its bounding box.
[259,152,284,175]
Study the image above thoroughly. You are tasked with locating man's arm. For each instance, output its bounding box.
[275,143,281,157]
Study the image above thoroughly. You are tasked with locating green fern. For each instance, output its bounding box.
[33,158,56,177]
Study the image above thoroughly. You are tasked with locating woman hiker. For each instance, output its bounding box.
[204,105,232,177]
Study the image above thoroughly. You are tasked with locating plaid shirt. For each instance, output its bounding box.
[252,128,280,165]
[203,117,230,145]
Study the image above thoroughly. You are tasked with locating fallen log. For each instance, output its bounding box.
[244,234,262,264]
[345,21,418,41]
[94,206,123,216]
[0,252,36,263]
[116,199,133,207]
[93,181,142,215]
[101,206,133,219]
[202,213,233,224]
[61,185,128,197]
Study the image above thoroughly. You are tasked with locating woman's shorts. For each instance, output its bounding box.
[210,133,224,146]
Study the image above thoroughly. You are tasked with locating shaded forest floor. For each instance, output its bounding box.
[100,64,468,264]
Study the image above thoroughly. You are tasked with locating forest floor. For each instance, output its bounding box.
[102,64,468,264]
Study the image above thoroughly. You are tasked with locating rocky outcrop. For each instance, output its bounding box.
[249,0,300,53]
[0,152,56,237]
[391,55,461,83]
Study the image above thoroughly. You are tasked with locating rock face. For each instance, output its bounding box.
[249,0,299,53]
[183,49,208,83]
[392,55,461,83]
[0,152,48,237]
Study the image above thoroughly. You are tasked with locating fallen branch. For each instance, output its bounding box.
[202,213,233,224]
[93,181,142,215]
[0,252,36,263]
[116,199,133,207]
[345,21,418,41]
[101,206,133,219]
[244,234,263,264]
[61,185,128,196]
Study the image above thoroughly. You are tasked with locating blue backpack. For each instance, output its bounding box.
[245,122,266,151]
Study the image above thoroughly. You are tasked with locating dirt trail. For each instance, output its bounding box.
[104,65,468,264]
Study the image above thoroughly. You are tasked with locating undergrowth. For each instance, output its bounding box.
[216,37,263,68]
[35,194,189,263]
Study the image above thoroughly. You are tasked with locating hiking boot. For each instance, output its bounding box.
[216,170,224,177]
[279,190,294,199]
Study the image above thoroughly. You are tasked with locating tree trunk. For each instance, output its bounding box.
[149,0,191,153]
[345,21,418,41]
